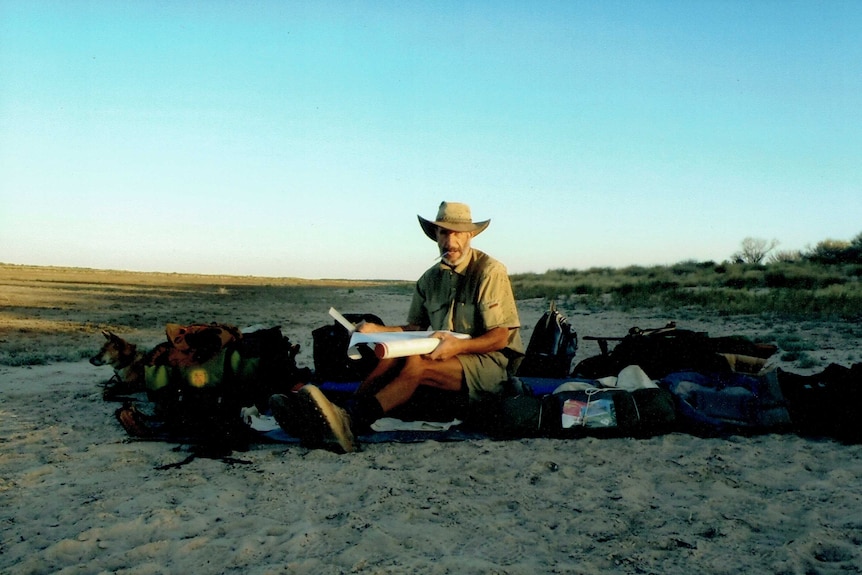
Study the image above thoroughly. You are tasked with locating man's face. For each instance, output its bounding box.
[436,228,472,264]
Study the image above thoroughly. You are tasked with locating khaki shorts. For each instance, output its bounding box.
[457,351,510,402]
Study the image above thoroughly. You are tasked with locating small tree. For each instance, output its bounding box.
[732,237,779,264]
[805,239,853,265]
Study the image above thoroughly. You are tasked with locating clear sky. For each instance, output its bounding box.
[1,1,860,280]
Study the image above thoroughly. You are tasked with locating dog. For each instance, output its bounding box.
[90,331,147,398]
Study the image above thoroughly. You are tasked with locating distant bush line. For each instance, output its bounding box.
[510,260,862,319]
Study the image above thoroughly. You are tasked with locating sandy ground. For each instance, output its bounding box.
[2,289,862,574]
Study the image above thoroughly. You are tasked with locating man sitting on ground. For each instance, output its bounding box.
[270,201,524,452]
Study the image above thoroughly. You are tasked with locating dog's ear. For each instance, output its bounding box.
[102,331,112,340]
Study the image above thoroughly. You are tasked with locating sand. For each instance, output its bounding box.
[2,286,862,574]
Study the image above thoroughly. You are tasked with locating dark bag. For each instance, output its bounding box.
[470,378,675,439]
[312,313,383,382]
[233,326,311,410]
[517,302,578,378]
[547,385,676,439]
[574,323,731,380]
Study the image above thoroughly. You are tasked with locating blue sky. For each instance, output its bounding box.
[1,0,860,280]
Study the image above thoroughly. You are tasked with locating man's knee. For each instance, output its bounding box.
[399,355,463,390]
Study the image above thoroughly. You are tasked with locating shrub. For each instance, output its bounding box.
[509,258,862,319]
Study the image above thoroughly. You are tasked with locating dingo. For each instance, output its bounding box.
[90,331,146,396]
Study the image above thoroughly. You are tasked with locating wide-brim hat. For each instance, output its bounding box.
[418,201,490,241]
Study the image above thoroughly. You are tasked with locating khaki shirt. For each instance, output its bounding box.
[407,248,524,356]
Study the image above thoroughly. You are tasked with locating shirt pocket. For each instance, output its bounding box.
[452,300,478,334]
[426,300,452,331]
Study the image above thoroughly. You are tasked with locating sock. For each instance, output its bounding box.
[347,395,385,433]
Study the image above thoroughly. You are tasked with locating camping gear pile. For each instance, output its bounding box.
[111,323,310,449]
[493,309,861,443]
[103,309,862,450]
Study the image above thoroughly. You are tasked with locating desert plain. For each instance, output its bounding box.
[1,264,861,574]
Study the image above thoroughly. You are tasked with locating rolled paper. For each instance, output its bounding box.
[373,337,441,359]
[347,329,470,360]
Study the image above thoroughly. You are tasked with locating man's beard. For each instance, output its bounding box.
[441,248,469,267]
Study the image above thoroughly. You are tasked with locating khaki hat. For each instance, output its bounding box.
[417,201,490,241]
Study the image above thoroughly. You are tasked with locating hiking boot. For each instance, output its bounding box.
[115,403,152,437]
[269,393,306,438]
[296,384,358,453]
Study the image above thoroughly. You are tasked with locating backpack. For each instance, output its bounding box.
[141,323,308,442]
[312,313,384,382]
[517,302,578,378]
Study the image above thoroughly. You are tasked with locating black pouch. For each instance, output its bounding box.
[630,387,677,437]
[777,363,862,442]
[468,378,549,438]
[312,313,383,382]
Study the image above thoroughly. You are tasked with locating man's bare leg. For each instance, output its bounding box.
[373,355,464,412]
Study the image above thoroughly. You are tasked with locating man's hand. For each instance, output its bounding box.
[425,331,463,361]
[425,326,510,361]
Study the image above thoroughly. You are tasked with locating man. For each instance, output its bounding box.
[271,201,524,452]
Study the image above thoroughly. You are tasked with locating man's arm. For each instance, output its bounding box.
[356,321,422,334]
[426,326,509,361]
